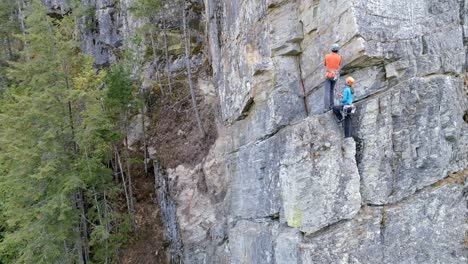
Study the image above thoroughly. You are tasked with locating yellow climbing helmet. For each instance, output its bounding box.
[346,76,355,86]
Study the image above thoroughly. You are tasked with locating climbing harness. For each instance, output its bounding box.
[326,69,340,80]
[341,104,356,118]
[333,74,341,98]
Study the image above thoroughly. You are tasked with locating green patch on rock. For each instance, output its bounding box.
[365,168,380,175]
[288,207,302,228]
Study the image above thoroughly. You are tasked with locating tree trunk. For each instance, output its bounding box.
[74,204,85,264]
[17,0,26,33]
[111,151,118,182]
[115,146,132,219]
[149,28,157,62]
[123,137,137,230]
[120,109,136,229]
[140,105,149,175]
[77,189,90,263]
[182,6,205,136]
[115,141,136,230]
[149,29,165,95]
[17,0,27,54]
[62,58,90,262]
[92,188,109,264]
[5,34,13,60]
[154,33,165,96]
[103,191,111,264]
[162,18,173,96]
[153,161,160,195]
[76,221,86,264]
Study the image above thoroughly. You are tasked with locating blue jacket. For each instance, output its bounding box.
[340,86,353,105]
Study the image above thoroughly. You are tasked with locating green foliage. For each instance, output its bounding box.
[0,0,22,92]
[104,64,135,114]
[0,0,21,44]
[128,0,164,62]
[128,0,162,20]
[0,1,129,263]
[83,5,98,32]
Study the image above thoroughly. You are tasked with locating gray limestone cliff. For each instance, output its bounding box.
[176,0,468,263]
[42,0,140,66]
[42,0,468,263]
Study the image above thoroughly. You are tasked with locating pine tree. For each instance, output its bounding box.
[103,64,138,230]
[0,1,128,262]
[0,0,20,61]
[182,1,205,135]
[0,0,22,92]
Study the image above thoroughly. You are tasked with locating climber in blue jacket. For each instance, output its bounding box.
[333,76,355,138]
[339,81,353,105]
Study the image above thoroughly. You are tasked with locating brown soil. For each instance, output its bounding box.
[116,162,170,264]
[146,71,218,169]
[117,68,218,262]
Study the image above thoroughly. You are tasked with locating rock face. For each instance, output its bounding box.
[168,0,467,263]
[42,0,141,66]
[279,119,361,234]
[43,0,468,263]
[41,0,68,15]
[355,76,466,204]
[301,182,466,264]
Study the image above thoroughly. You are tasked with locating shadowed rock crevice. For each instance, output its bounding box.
[236,97,255,121]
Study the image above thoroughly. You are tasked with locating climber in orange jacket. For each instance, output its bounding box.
[323,43,342,112]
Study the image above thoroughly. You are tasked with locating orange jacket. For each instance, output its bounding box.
[324,52,342,78]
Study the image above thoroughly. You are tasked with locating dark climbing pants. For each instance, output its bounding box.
[333,105,353,138]
[324,78,336,111]
[344,115,352,138]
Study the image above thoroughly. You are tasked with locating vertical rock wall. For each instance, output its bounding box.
[42,0,143,66]
[41,0,468,263]
[172,0,468,263]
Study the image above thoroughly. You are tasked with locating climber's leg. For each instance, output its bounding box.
[333,105,343,121]
[329,79,336,109]
[344,115,352,138]
[324,79,332,111]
